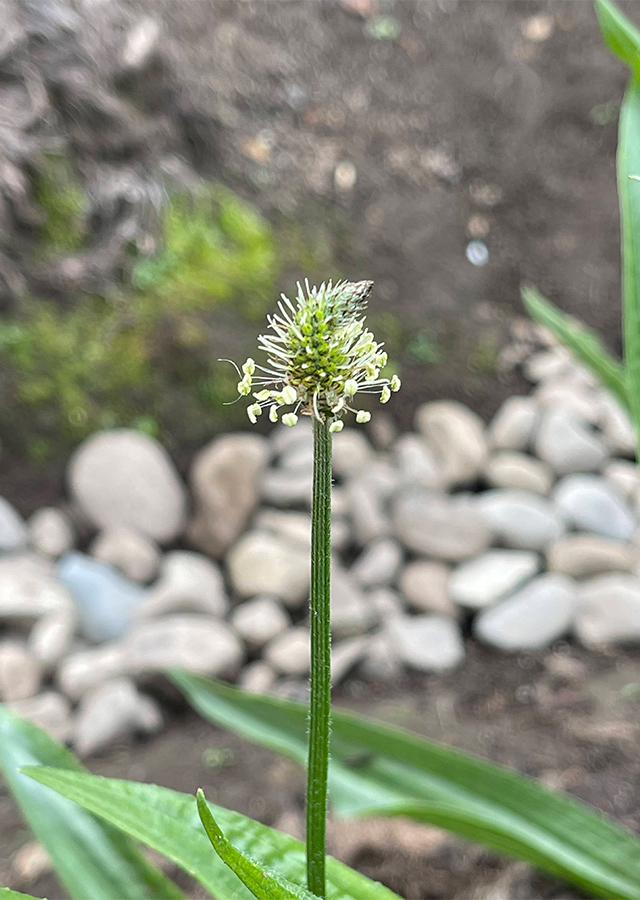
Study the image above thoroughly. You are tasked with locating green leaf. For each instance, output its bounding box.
[0,890,46,900]
[618,78,640,457]
[170,671,640,900]
[22,767,403,900]
[521,284,630,412]
[595,0,640,77]
[196,789,316,900]
[0,705,185,900]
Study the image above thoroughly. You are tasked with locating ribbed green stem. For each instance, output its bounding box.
[306,417,332,897]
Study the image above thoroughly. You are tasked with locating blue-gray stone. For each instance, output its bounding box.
[57,552,146,642]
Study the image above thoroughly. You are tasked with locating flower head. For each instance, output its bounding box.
[236,279,400,427]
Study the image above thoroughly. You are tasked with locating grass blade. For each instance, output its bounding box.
[595,0,640,76]
[0,891,47,900]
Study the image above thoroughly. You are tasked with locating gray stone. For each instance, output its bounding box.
[230,596,290,650]
[262,468,312,508]
[0,497,29,552]
[0,555,72,622]
[254,509,350,552]
[476,489,565,550]
[488,396,538,452]
[57,644,125,701]
[547,534,637,578]
[346,477,390,546]
[534,405,608,476]
[28,508,75,558]
[599,393,636,457]
[331,566,378,638]
[9,692,72,743]
[227,531,310,607]
[524,348,571,383]
[57,552,146,642]
[28,607,76,671]
[239,661,277,693]
[449,550,540,610]
[0,641,40,701]
[332,636,369,684]
[415,400,488,486]
[361,630,403,680]
[394,489,491,561]
[474,573,578,651]
[484,452,553,495]
[68,430,188,543]
[535,381,601,424]
[271,419,312,457]
[264,627,310,676]
[553,475,637,542]
[603,460,640,503]
[188,434,268,558]
[351,538,403,589]
[366,587,405,619]
[74,677,162,756]
[90,526,160,583]
[389,615,464,672]
[135,551,228,619]
[575,574,640,646]
[332,429,374,479]
[399,561,455,616]
[120,15,161,72]
[394,434,443,490]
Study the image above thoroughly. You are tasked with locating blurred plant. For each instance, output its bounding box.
[33,150,88,254]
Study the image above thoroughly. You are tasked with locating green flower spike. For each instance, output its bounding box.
[238,280,400,427]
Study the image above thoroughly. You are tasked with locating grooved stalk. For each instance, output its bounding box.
[306,417,333,897]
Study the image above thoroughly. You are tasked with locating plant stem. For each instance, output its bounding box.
[306,416,333,897]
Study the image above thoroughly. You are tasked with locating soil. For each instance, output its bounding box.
[3,641,640,899]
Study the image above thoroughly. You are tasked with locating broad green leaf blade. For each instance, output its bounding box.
[196,789,315,900]
[521,284,630,412]
[0,705,185,900]
[0,890,46,900]
[618,78,640,457]
[22,767,402,900]
[595,0,640,77]
[170,671,640,900]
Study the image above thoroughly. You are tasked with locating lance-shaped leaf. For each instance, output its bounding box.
[0,890,47,900]
[169,670,640,900]
[0,705,185,900]
[22,767,403,900]
[595,0,640,76]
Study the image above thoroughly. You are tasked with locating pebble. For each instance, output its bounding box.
[8,692,72,743]
[331,566,379,638]
[227,531,310,607]
[0,640,40,701]
[332,636,369,684]
[255,509,350,553]
[399,561,455,616]
[262,468,312,508]
[415,400,488,486]
[524,349,571,383]
[603,460,640,503]
[230,596,290,650]
[239,661,277,693]
[388,615,464,672]
[28,608,76,671]
[361,629,403,680]
[351,538,403,588]
[449,550,540,610]
[90,526,160,583]
[11,841,52,884]
[488,396,538,452]
[367,587,404,618]
[553,475,637,542]
[346,477,390,546]
[535,381,600,424]
[0,555,72,622]
[534,405,608,476]
[474,573,578,651]
[74,677,162,756]
[188,434,268,558]
[393,489,491,561]
[547,534,637,578]
[57,644,125,701]
[57,552,146,642]
[135,550,228,619]
[332,429,374,479]
[68,429,188,544]
[599,394,636,457]
[394,434,443,489]
[28,507,75,558]
[264,627,310,676]
[575,574,640,646]
[484,452,553,495]
[0,497,29,552]
[476,489,565,550]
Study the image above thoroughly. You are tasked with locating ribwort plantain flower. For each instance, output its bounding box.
[237,280,401,427]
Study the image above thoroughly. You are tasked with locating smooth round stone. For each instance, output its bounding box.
[547,534,637,578]
[415,400,488,486]
[476,490,565,551]
[575,574,640,646]
[0,555,72,622]
[74,677,162,757]
[331,566,378,638]
[346,477,390,546]
[394,433,444,489]
[230,596,290,651]
[599,393,636,457]
[227,531,310,607]
[484,452,553,495]
[524,349,571,383]
[351,538,403,589]
[488,396,538,452]
[0,640,41,701]
[393,489,491,561]
[331,636,369,684]
[534,405,607,476]
[28,608,76,671]
[535,381,600,424]
[332,429,373,479]
[603,460,640,503]
[388,615,464,672]
[239,661,277,693]
[8,691,72,743]
[449,550,540,610]
[400,560,455,616]
[261,468,312,508]
[28,507,75,558]
[90,526,160,583]
[0,497,28,552]
[264,627,310,676]
[68,430,188,544]
[135,550,228,619]
[474,573,578,651]
[553,475,637,542]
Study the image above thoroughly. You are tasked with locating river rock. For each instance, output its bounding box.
[599,393,636,457]
[264,627,310,676]
[553,475,637,542]
[57,552,146,642]
[28,507,75,558]
[9,692,72,743]
[603,460,640,503]
[547,534,637,578]
[254,509,350,553]
[394,433,443,489]
[449,550,540,609]
[57,644,125,700]
[262,468,312,508]
[332,429,373,479]
[484,452,553,495]
[0,497,29,552]
[332,636,369,684]
[0,555,72,622]
[346,476,390,546]
[476,490,565,550]
[351,538,403,589]
[135,551,228,619]
[239,661,277,693]
[28,607,76,671]
[474,573,578,651]
[188,434,268,558]
[524,348,571,383]
[388,615,464,672]
[415,400,487,486]
[68,430,188,543]
[535,381,600,424]
[400,561,455,616]
[230,596,290,650]
[534,405,607,476]
[74,677,162,756]
[227,531,310,607]
[331,566,378,638]
[575,574,640,646]
[488,396,538,451]
[0,640,40,701]
[90,526,160,583]
[393,489,491,561]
